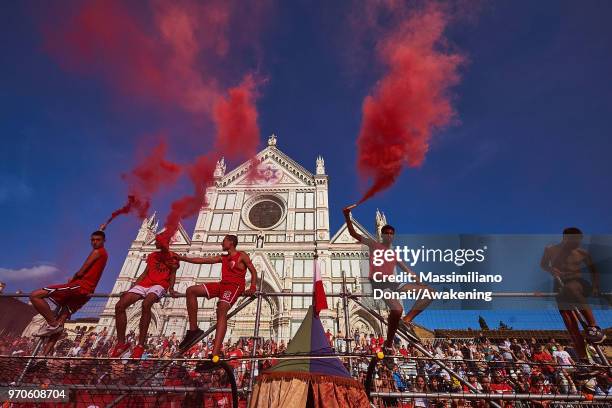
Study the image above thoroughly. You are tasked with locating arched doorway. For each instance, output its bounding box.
[350,308,382,339]
[228,279,280,341]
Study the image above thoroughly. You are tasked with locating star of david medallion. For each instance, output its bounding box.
[257,164,281,185]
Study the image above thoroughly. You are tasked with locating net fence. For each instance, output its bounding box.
[0,292,610,407]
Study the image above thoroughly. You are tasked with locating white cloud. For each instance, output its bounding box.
[0,265,61,281]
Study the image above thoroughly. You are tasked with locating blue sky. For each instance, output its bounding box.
[1,1,611,329]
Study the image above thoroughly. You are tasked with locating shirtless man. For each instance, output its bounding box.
[343,205,434,351]
[540,227,605,360]
[177,234,257,360]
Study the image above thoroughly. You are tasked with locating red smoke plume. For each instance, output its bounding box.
[43,0,270,115]
[103,195,146,228]
[157,76,261,243]
[356,3,464,203]
[213,75,260,158]
[104,141,181,227]
[42,0,267,232]
[42,0,243,114]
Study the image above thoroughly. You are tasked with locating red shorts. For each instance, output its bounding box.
[201,282,244,306]
[44,283,90,315]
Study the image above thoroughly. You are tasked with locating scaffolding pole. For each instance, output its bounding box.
[341,271,353,374]
[247,269,265,403]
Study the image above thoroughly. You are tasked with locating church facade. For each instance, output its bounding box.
[97,135,388,342]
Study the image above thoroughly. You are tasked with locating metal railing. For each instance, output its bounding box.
[1,273,610,408]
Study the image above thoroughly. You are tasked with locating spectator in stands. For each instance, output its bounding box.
[372,368,393,406]
[594,373,611,395]
[431,375,449,392]
[360,334,367,348]
[552,344,574,370]
[369,333,376,348]
[335,330,344,351]
[513,372,531,393]
[480,376,491,392]
[463,372,482,392]
[325,329,333,347]
[557,367,577,394]
[411,374,429,408]
[490,370,514,394]
[278,339,286,353]
[392,364,407,392]
[513,351,532,377]
[532,345,556,381]
[509,338,521,355]
[473,351,489,374]
[475,376,495,408]
[529,376,552,408]
[430,376,451,408]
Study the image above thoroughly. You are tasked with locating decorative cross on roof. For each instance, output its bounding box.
[268,133,277,146]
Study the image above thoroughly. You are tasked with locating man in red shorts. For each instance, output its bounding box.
[177,234,257,360]
[110,235,179,359]
[30,230,108,337]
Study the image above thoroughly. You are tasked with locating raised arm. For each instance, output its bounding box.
[343,205,377,247]
[72,249,101,280]
[177,254,222,264]
[242,252,258,296]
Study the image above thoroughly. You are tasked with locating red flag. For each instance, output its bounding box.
[313,258,328,316]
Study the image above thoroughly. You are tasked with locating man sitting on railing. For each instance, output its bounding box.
[29,230,108,341]
[175,234,257,362]
[110,235,180,359]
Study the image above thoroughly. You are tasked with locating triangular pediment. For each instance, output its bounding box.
[218,146,315,188]
[145,223,191,247]
[330,218,376,244]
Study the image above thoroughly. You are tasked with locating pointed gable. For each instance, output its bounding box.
[146,223,191,247]
[217,144,315,189]
[330,218,376,244]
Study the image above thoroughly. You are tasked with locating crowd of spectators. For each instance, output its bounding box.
[1,328,610,407]
[341,331,610,407]
[0,328,287,406]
